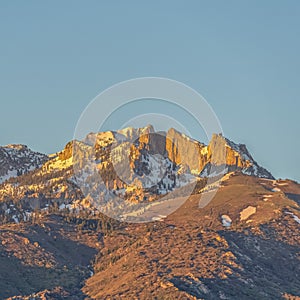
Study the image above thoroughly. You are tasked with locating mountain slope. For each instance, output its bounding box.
[83,174,300,299]
[0,144,48,184]
[0,214,99,299]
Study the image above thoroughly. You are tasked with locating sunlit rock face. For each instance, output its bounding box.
[128,128,274,179]
[206,134,274,179]
[166,128,207,175]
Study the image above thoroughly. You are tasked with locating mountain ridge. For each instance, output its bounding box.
[0,127,299,299]
[0,126,275,184]
[0,126,275,224]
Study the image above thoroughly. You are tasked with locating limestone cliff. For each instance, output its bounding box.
[166,128,207,175]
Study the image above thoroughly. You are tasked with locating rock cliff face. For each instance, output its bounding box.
[71,127,274,207]
[166,128,207,175]
[204,134,273,178]
[107,127,274,179]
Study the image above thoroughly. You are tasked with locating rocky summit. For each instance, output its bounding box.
[0,126,299,299]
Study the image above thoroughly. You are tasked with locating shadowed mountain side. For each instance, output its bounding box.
[168,230,300,300]
[0,215,98,299]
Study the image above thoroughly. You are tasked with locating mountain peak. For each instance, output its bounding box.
[0,144,48,183]
[206,133,273,179]
[81,126,274,180]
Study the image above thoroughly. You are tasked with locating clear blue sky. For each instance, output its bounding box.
[0,1,299,181]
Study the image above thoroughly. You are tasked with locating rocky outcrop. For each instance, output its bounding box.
[79,126,274,179]
[58,141,73,161]
[205,134,274,178]
[127,128,274,179]
[166,128,207,174]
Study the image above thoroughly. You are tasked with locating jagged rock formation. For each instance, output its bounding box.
[202,133,274,178]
